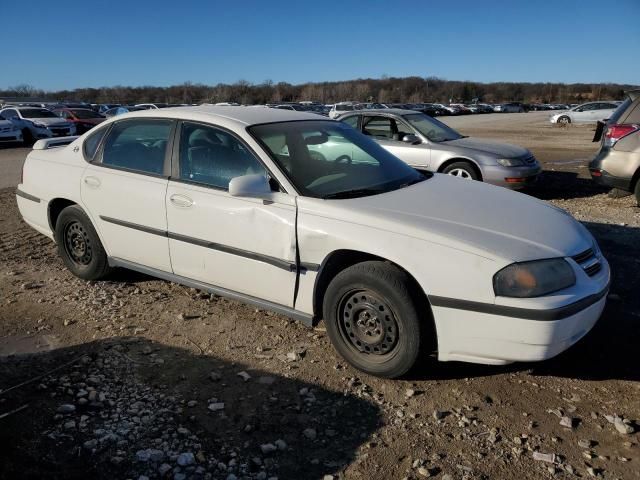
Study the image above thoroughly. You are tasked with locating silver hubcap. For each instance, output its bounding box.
[448,168,472,179]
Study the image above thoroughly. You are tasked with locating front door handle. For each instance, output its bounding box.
[83,176,101,188]
[169,194,194,208]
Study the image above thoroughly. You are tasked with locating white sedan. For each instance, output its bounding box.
[16,107,610,378]
[549,101,621,125]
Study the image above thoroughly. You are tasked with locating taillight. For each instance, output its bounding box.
[604,124,639,147]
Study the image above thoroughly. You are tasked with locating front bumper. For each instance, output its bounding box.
[0,130,23,142]
[434,294,606,364]
[482,164,542,189]
[433,255,610,365]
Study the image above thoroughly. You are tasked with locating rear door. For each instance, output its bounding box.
[80,118,175,272]
[165,121,298,307]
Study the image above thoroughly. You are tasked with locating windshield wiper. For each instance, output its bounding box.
[323,188,384,199]
[399,175,429,189]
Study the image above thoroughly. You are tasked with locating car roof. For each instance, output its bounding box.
[1,105,50,110]
[339,108,416,116]
[109,105,326,127]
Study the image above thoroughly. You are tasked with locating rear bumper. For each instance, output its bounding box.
[589,169,632,191]
[589,148,635,192]
[16,188,54,240]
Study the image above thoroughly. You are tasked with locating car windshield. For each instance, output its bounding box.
[402,113,463,142]
[249,120,426,199]
[71,109,103,119]
[336,105,354,111]
[20,108,57,119]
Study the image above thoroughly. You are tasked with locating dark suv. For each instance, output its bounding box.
[589,90,640,205]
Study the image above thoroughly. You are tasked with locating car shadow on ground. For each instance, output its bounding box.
[526,170,609,201]
[406,222,640,384]
[0,338,382,480]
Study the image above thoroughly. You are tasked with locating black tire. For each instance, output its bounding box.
[22,128,34,146]
[442,161,479,181]
[323,261,425,378]
[608,188,632,199]
[54,205,112,280]
[635,180,640,207]
[558,116,571,125]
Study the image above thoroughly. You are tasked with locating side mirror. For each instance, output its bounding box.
[402,134,421,145]
[229,174,272,198]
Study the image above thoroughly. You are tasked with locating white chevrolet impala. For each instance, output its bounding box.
[16,107,610,378]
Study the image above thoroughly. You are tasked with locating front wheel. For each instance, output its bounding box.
[323,261,424,378]
[442,161,479,180]
[55,205,112,280]
[558,116,571,125]
[22,128,34,146]
[635,180,640,207]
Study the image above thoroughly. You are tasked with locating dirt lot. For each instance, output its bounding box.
[0,112,639,480]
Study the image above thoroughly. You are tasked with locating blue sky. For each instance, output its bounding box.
[2,0,638,90]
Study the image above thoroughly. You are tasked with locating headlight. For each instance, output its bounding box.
[497,158,525,167]
[493,258,576,298]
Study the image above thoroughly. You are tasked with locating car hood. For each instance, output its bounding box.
[326,175,592,262]
[27,117,71,127]
[443,137,529,158]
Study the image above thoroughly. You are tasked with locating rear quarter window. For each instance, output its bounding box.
[83,126,109,161]
[622,100,640,124]
[608,97,633,124]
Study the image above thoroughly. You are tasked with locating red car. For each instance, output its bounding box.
[53,108,106,135]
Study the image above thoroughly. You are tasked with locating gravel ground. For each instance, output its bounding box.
[0,113,639,480]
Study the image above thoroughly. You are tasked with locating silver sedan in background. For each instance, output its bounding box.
[337,109,541,188]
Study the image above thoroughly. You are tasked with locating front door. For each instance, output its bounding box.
[165,121,297,307]
[363,115,430,170]
[80,118,174,272]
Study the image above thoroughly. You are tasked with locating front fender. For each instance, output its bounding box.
[294,197,501,316]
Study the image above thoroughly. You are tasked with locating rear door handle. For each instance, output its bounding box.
[83,176,101,188]
[169,194,194,208]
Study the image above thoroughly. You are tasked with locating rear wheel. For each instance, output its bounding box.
[55,205,112,280]
[323,261,425,378]
[635,179,640,207]
[442,161,479,180]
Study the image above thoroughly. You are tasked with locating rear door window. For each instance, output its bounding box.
[363,116,393,139]
[100,119,173,175]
